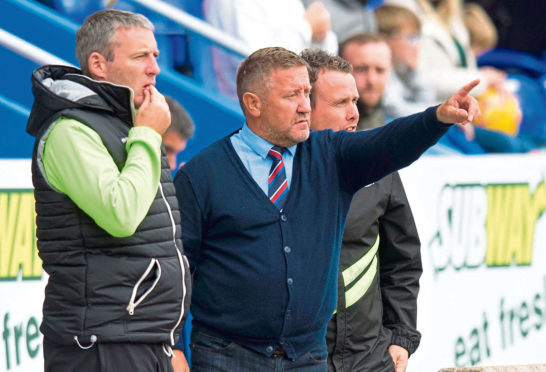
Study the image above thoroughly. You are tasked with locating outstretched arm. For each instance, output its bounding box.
[334,79,481,193]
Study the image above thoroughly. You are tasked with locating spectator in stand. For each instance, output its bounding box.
[460,2,543,153]
[340,32,483,154]
[338,33,392,130]
[375,1,437,119]
[301,47,422,372]
[413,0,506,101]
[163,96,195,171]
[466,0,546,59]
[399,0,541,153]
[462,2,518,144]
[301,0,379,42]
[203,0,338,99]
[463,2,498,58]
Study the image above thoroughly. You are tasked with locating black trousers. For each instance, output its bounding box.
[43,338,173,372]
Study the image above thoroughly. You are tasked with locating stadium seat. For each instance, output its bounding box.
[479,49,546,145]
[478,48,546,78]
[506,73,546,140]
[51,0,104,23]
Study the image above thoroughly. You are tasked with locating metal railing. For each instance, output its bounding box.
[131,0,252,58]
[0,28,72,66]
[1,0,250,65]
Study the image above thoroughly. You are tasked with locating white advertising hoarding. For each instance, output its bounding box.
[0,159,44,372]
[401,154,546,371]
[1,154,545,371]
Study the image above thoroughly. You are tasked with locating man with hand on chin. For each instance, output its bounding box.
[27,9,190,372]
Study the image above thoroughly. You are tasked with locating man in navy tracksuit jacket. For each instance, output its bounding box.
[173,47,480,371]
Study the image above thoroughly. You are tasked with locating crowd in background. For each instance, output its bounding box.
[38,0,546,155]
[198,0,546,155]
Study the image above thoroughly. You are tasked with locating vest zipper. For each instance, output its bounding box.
[126,258,162,315]
[158,183,188,345]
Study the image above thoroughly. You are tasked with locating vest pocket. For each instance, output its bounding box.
[126,258,162,315]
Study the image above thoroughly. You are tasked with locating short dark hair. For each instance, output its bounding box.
[235,47,309,113]
[300,48,352,85]
[339,33,388,60]
[300,49,353,107]
[165,96,195,140]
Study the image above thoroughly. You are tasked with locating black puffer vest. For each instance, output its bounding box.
[27,65,190,347]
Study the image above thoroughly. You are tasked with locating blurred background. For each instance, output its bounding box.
[0,1,545,371]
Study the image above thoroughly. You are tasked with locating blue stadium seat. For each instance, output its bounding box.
[478,48,546,78]
[479,49,546,145]
[367,0,385,10]
[439,126,486,155]
[0,94,34,158]
[50,0,190,72]
[114,0,190,71]
[181,0,219,91]
[51,0,104,24]
[507,73,546,140]
[34,0,55,7]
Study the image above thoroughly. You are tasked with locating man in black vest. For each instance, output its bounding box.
[26,9,190,372]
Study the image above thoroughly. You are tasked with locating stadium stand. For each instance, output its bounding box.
[1,0,244,161]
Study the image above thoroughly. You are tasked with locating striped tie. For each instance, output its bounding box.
[267,146,288,208]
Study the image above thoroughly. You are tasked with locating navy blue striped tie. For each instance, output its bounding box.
[267,146,288,208]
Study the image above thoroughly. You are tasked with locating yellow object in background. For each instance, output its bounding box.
[475,87,522,136]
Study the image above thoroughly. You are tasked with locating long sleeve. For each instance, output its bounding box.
[42,118,162,237]
[378,173,422,355]
[334,106,448,193]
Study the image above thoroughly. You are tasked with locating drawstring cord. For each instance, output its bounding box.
[74,335,97,350]
[162,344,173,357]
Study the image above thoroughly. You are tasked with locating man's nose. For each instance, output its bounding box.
[168,153,176,171]
[298,94,311,113]
[147,56,161,76]
[347,103,359,123]
[366,70,379,86]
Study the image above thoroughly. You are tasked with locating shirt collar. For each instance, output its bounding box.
[240,123,297,159]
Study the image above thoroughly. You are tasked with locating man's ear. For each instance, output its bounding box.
[88,52,108,80]
[242,92,262,118]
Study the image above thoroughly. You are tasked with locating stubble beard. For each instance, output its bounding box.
[266,123,309,148]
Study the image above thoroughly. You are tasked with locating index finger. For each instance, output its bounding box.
[151,85,167,102]
[148,85,159,100]
[456,79,480,97]
[140,86,151,106]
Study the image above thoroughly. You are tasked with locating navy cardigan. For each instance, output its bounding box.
[174,107,446,360]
